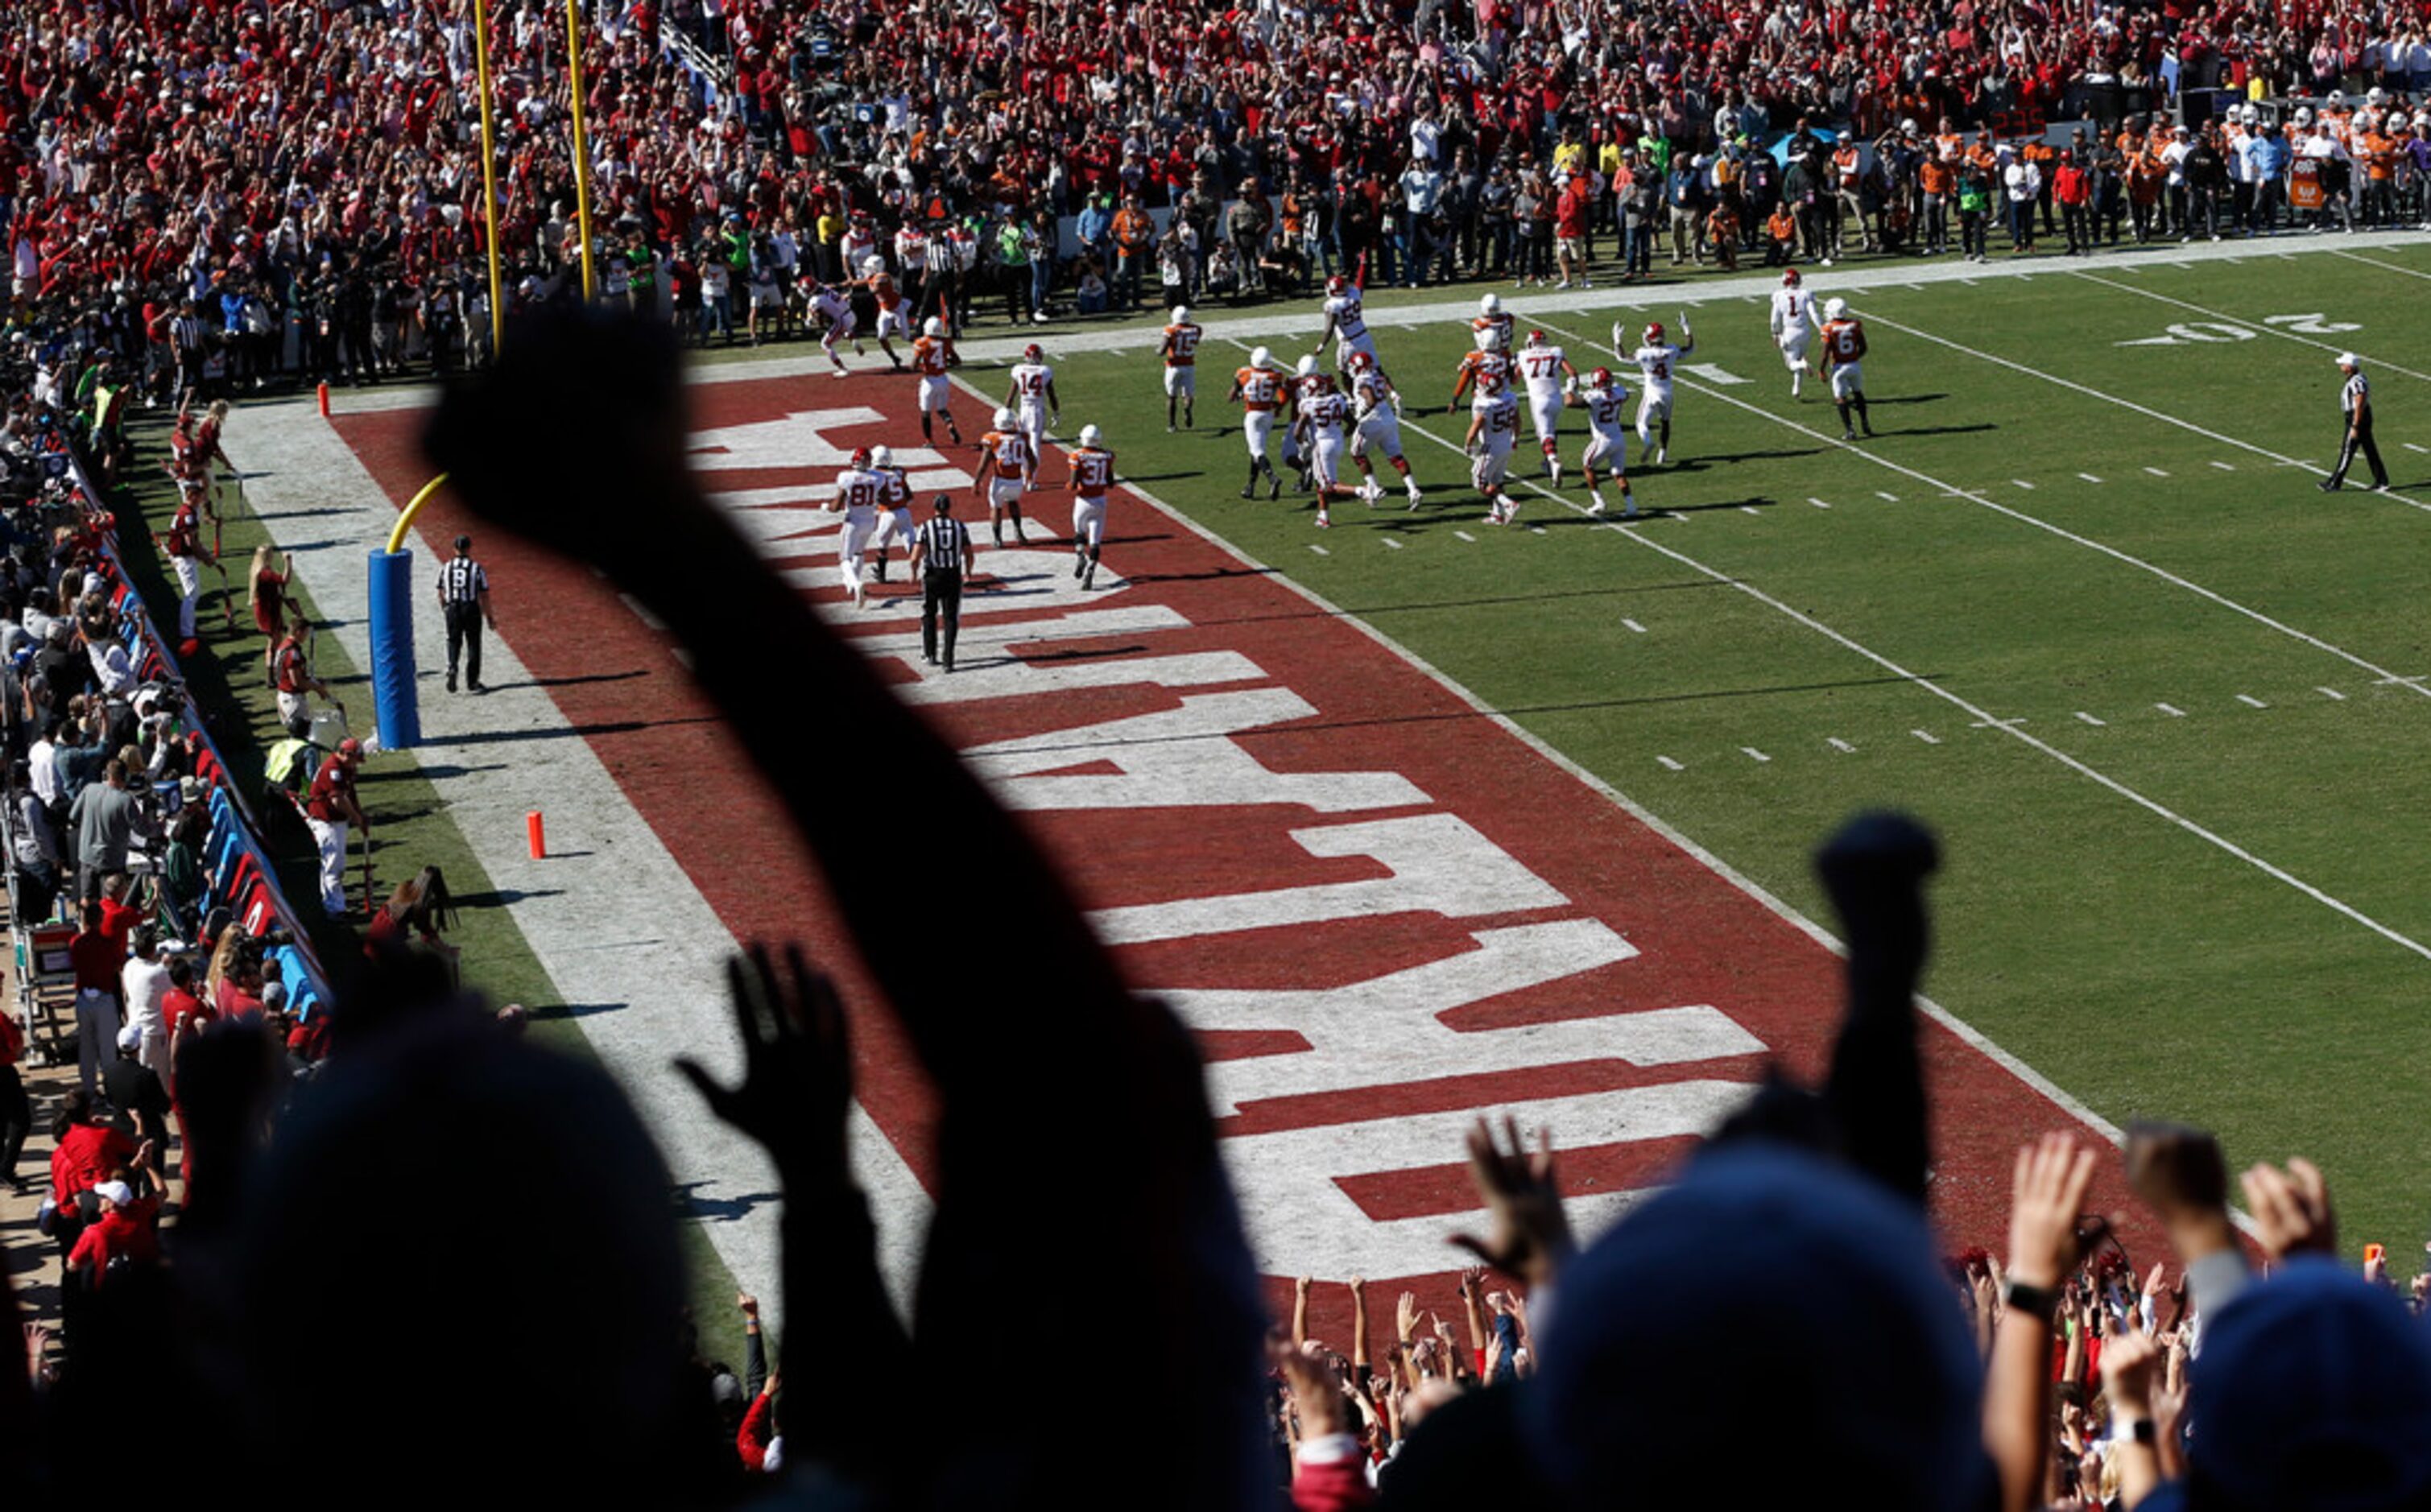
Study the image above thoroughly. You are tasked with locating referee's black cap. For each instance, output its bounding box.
[454,534,472,552]
[931,492,953,512]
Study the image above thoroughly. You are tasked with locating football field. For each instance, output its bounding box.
[1033,238,2431,1255]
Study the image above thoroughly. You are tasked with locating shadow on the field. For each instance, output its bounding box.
[1122,564,1281,586]
[249,505,364,522]
[421,716,725,746]
[1533,494,1778,520]
[452,887,567,909]
[479,668,655,692]
[1881,423,1997,438]
[670,1181,783,1223]
[1868,392,1949,406]
[1118,471,1198,484]
[1671,448,1828,469]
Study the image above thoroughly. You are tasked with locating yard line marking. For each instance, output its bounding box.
[1453,530,1478,542]
[2236,693,2269,708]
[2076,711,2106,726]
[1381,537,1404,549]
[1527,315,2431,708]
[2079,473,2104,483]
[1309,543,1329,556]
[1366,361,2431,997]
[2072,268,2431,387]
[2318,686,2346,700]
[2210,461,2237,472]
[2156,702,2187,717]
[1853,304,2431,518]
[1656,755,1685,770]
[1876,491,1900,502]
[2012,478,2036,490]
[1667,510,1689,521]
[1623,618,1648,634]
[1808,496,1834,509]
[1742,746,1772,762]
[2329,248,2431,283]
[1827,737,1855,752]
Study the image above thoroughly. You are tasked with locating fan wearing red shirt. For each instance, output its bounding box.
[67,1176,162,1285]
[69,902,124,1103]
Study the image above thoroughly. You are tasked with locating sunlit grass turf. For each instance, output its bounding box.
[1008,239,2431,1255]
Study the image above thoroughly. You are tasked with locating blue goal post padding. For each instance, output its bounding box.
[368,548,421,750]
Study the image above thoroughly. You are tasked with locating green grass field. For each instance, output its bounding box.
[1033,239,2431,1255]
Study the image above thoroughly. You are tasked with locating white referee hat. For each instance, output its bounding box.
[2337,352,2361,367]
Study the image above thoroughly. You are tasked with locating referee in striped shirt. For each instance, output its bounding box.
[909,494,975,672]
[436,534,497,692]
[2321,352,2390,493]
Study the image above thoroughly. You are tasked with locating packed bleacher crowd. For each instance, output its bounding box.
[14,0,2431,393]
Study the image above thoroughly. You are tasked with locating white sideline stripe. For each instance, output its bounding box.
[2071,269,2431,387]
[2080,473,2105,483]
[2157,702,2188,717]
[2319,686,2347,700]
[1854,305,2431,518]
[1826,737,1855,752]
[1742,746,1772,763]
[1169,366,2149,1150]
[321,231,2431,419]
[1528,316,2431,708]
[231,399,932,1329]
[1368,361,2431,974]
[2236,693,2269,708]
[2077,711,2106,726]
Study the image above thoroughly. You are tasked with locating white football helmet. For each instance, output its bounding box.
[1295,353,1319,377]
[993,406,1015,429]
[1078,423,1103,448]
[1478,326,1503,351]
[1823,297,1850,321]
[862,256,884,275]
[1250,345,1272,370]
[923,316,944,337]
[1479,292,1501,316]
[1172,305,1191,325]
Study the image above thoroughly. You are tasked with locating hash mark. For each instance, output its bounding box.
[1656,755,1685,771]
[2407,443,2429,454]
[2235,693,2268,708]
[2210,461,2237,472]
[1528,524,1548,535]
[1739,506,1761,516]
[2145,466,2170,477]
[2076,711,2106,726]
[1826,737,1855,753]
[1309,544,1329,556]
[1912,729,1941,745]
[1623,618,1647,634]
[1742,746,1772,763]
[2012,478,2036,490]
[1381,537,1404,549]
[1876,491,1900,502]
[1808,496,1833,509]
[1453,530,1478,542]
[2317,686,2346,700]
[2156,702,2186,717]
[2079,473,2104,483]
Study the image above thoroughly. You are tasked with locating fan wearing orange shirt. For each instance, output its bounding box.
[857,256,908,370]
[912,317,961,446]
[972,407,1036,545]
[1068,425,1117,590]
[1227,346,1288,499]
[1160,305,1202,432]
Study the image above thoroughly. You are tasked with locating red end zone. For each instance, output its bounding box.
[333,371,2144,1332]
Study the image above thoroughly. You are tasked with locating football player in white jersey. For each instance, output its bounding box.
[866,444,917,585]
[1344,350,1424,509]
[1565,366,1638,518]
[811,282,861,378]
[1228,345,1288,499]
[1284,353,1323,491]
[1003,343,1060,490]
[1514,329,1580,485]
[1292,368,1355,528]
[1615,314,1694,465]
[1770,268,1821,399]
[1472,291,1515,353]
[1465,372,1523,525]
[1317,274,1380,372]
[828,447,884,608]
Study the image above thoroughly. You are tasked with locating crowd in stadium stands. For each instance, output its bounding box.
[1,308,2423,1511]
[10,0,2431,386]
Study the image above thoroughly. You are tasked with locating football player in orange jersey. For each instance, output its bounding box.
[1447,325,1512,411]
[1227,345,1288,500]
[1160,305,1202,432]
[912,317,961,446]
[972,407,1036,544]
[1818,299,1874,441]
[858,256,909,370]
[1069,423,1116,589]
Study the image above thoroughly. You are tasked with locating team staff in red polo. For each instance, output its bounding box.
[304,737,369,917]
